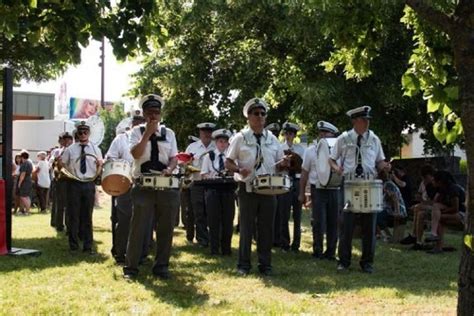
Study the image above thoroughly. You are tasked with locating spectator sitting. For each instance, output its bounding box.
[391,166,413,208]
[400,164,437,248]
[424,170,466,254]
[377,169,407,241]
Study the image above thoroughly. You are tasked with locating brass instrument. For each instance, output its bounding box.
[283,149,303,173]
[60,153,102,183]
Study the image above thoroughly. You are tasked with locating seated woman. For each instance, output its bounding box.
[377,169,407,241]
[424,170,466,254]
[400,164,437,248]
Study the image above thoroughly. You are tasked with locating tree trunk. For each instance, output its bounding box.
[453,24,474,316]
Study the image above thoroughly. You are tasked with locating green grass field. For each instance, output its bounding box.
[0,194,460,315]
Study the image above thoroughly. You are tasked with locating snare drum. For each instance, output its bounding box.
[140,174,180,190]
[316,138,343,188]
[101,160,132,196]
[252,175,291,195]
[343,179,383,213]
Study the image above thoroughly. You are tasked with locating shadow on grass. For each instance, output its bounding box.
[0,236,107,273]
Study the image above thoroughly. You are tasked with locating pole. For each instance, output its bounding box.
[2,68,13,251]
[100,37,105,108]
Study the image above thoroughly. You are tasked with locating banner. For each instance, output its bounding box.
[69,98,117,119]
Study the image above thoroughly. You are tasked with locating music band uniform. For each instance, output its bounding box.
[226,98,284,275]
[185,123,216,247]
[200,129,235,255]
[277,122,305,252]
[300,121,340,259]
[61,122,103,252]
[123,95,180,279]
[330,106,386,273]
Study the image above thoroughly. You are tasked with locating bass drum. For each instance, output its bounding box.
[316,138,343,188]
[101,160,132,196]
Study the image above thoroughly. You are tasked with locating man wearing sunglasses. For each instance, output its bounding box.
[226,98,287,276]
[123,94,179,280]
[60,121,103,254]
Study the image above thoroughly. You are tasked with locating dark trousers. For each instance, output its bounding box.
[67,181,95,251]
[55,180,68,231]
[312,186,340,257]
[181,187,195,241]
[111,190,134,262]
[273,199,281,246]
[278,178,302,250]
[124,186,179,276]
[190,184,208,246]
[50,180,57,226]
[36,186,49,211]
[338,211,377,267]
[205,188,235,255]
[237,183,276,272]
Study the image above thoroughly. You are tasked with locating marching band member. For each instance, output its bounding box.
[60,122,103,253]
[49,132,73,231]
[226,98,286,276]
[123,94,179,280]
[278,122,305,252]
[299,121,340,260]
[328,106,388,273]
[106,110,145,264]
[185,122,216,247]
[201,128,235,255]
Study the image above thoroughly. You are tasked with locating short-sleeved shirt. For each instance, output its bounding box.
[226,128,284,183]
[18,160,33,196]
[62,142,103,180]
[437,183,466,213]
[185,139,215,180]
[201,148,227,177]
[383,180,407,217]
[129,124,178,178]
[329,129,385,176]
[36,160,51,188]
[106,132,133,164]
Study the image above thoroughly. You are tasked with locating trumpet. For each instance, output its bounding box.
[60,153,102,183]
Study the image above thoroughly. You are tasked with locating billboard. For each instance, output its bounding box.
[69,98,116,119]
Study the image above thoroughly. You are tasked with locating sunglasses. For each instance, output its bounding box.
[251,111,267,117]
[77,130,89,136]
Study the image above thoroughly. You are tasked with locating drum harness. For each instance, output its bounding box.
[341,130,375,179]
[135,125,178,188]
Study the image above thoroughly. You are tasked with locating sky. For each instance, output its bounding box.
[16,39,141,117]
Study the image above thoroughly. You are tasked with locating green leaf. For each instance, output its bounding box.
[29,0,37,8]
[427,98,440,113]
[442,104,452,116]
[401,72,419,96]
[433,119,446,143]
[444,86,458,100]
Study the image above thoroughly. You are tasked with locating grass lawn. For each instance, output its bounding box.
[0,193,460,315]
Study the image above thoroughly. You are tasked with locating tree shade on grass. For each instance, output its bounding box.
[0,196,460,314]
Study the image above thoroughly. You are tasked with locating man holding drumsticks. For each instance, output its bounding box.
[225,98,287,276]
[328,106,388,274]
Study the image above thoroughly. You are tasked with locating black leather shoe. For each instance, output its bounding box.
[259,269,273,277]
[337,263,349,272]
[360,264,374,274]
[154,270,171,280]
[123,273,137,281]
[237,268,249,276]
[312,253,324,260]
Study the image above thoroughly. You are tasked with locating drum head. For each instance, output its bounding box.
[316,139,331,186]
[102,174,131,196]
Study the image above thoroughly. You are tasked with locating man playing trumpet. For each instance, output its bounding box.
[59,121,103,254]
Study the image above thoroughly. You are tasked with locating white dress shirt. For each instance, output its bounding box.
[329,129,385,176]
[62,142,103,180]
[185,139,215,180]
[106,132,133,164]
[129,124,178,178]
[201,148,227,177]
[226,127,284,183]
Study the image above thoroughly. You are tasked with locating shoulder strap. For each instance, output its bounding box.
[209,151,215,161]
